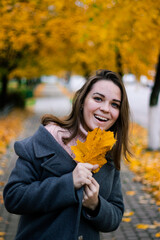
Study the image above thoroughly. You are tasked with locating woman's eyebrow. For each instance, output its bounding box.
[113,99,121,103]
[93,92,121,103]
[93,92,105,97]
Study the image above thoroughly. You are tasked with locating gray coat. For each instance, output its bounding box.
[3,125,124,240]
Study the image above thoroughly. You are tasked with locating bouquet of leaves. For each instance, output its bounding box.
[71,128,116,173]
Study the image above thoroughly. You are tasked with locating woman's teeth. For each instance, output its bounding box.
[94,115,108,122]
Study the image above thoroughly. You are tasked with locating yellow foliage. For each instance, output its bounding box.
[136,222,160,231]
[0,232,6,236]
[71,128,116,173]
[0,109,30,156]
[0,0,159,80]
[122,217,131,222]
[0,170,4,176]
[136,224,149,230]
[126,191,136,196]
[124,211,134,217]
[155,232,160,238]
[128,123,160,202]
[34,83,46,98]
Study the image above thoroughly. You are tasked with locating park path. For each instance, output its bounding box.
[0,81,160,240]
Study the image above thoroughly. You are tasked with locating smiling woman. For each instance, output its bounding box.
[3,69,132,240]
[83,80,121,132]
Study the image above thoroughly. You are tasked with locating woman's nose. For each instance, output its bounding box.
[100,102,110,112]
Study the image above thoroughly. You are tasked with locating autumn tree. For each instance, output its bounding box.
[0,0,160,151]
[0,1,41,108]
[86,0,160,149]
[0,0,63,108]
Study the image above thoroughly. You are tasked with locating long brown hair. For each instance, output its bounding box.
[41,69,131,170]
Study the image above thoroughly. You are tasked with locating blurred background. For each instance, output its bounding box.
[0,0,160,239]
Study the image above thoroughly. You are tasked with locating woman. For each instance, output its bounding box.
[3,69,131,240]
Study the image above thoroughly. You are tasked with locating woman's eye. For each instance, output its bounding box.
[112,102,120,108]
[94,97,102,102]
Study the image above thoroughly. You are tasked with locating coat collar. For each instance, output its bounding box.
[32,124,69,158]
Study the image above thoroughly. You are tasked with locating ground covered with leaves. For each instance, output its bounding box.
[128,123,160,205]
[0,109,31,157]
[0,83,44,157]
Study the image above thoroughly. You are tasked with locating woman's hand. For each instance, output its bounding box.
[72,163,99,189]
[82,177,99,211]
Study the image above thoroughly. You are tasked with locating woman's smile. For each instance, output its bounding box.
[94,114,108,122]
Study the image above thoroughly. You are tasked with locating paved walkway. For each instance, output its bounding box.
[0,115,41,240]
[0,82,160,239]
[101,163,160,240]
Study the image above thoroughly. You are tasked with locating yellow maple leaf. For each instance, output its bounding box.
[155,232,160,238]
[122,217,131,222]
[0,232,6,236]
[0,170,4,176]
[136,224,149,229]
[126,191,136,196]
[124,211,134,217]
[71,128,116,173]
[154,221,160,227]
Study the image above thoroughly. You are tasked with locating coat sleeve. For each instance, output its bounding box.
[3,142,79,215]
[82,169,124,232]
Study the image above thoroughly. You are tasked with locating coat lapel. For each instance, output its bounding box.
[32,125,57,158]
[32,125,76,176]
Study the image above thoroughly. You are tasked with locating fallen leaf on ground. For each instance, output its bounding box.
[139,199,148,204]
[0,170,4,176]
[0,233,5,236]
[154,221,160,227]
[136,224,149,229]
[148,225,157,229]
[122,217,131,222]
[156,201,160,206]
[0,109,31,159]
[128,123,160,203]
[126,191,136,196]
[155,232,160,237]
[124,211,134,217]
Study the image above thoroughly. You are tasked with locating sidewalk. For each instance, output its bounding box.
[0,82,160,240]
[0,114,41,240]
[101,162,160,240]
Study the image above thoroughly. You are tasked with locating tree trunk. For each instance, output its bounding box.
[65,71,71,83]
[17,77,22,88]
[0,74,8,109]
[149,53,160,106]
[115,47,123,77]
[81,62,90,79]
[148,53,160,150]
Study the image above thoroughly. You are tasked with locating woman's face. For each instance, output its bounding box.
[83,80,121,131]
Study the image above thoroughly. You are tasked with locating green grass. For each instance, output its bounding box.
[26,98,36,107]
